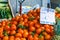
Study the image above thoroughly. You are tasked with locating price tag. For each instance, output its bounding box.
[40,7,55,25]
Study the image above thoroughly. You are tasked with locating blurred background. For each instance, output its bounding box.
[8,0,60,15]
[0,0,60,13]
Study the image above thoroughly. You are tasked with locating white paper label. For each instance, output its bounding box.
[40,7,55,25]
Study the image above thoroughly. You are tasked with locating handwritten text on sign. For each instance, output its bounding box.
[40,7,55,25]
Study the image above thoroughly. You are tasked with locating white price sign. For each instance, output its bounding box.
[40,7,55,25]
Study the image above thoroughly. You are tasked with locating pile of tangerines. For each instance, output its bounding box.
[0,8,54,40]
[55,11,60,18]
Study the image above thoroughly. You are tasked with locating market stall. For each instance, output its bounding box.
[0,0,60,40]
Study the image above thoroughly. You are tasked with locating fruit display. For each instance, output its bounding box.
[53,8,60,40]
[0,0,13,19]
[0,6,12,19]
[0,8,54,40]
[55,7,60,13]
